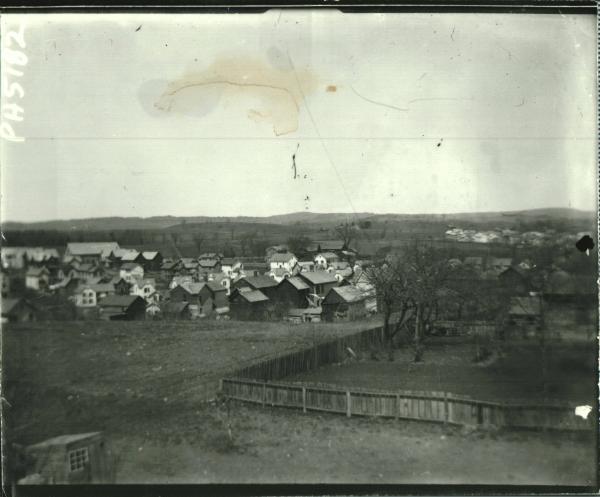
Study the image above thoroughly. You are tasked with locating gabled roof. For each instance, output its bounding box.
[242,275,279,289]
[99,295,143,308]
[28,432,102,449]
[26,266,50,277]
[177,282,206,295]
[233,289,269,303]
[283,276,310,291]
[2,298,24,315]
[220,258,237,266]
[198,259,219,268]
[120,251,142,262]
[270,252,296,263]
[316,252,339,260]
[142,251,160,260]
[299,270,338,285]
[324,286,367,304]
[206,280,227,293]
[66,242,119,257]
[132,277,156,288]
[162,301,190,314]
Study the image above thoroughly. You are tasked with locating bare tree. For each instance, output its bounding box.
[334,221,357,250]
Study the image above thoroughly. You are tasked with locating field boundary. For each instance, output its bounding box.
[220,377,592,431]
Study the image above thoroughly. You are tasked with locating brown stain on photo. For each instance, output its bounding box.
[326,85,337,93]
[152,55,320,136]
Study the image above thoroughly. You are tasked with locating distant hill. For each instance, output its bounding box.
[2,208,595,232]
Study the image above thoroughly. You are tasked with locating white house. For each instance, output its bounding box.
[25,267,50,290]
[269,253,298,273]
[120,263,144,283]
[74,283,115,307]
[130,277,158,304]
[314,252,339,269]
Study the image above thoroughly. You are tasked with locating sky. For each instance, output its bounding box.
[0,11,596,222]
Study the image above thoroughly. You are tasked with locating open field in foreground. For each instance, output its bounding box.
[288,337,598,404]
[2,318,379,447]
[113,403,596,485]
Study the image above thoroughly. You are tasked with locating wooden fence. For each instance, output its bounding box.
[220,377,592,432]
[229,326,385,381]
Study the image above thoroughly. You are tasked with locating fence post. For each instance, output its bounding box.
[262,382,267,407]
[443,393,448,425]
[395,394,400,420]
[346,390,351,418]
[302,387,307,413]
[219,378,223,393]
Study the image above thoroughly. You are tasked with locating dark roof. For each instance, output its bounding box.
[207,281,226,293]
[283,276,310,291]
[198,259,219,268]
[299,271,338,285]
[235,289,269,303]
[28,432,102,449]
[26,267,49,276]
[243,275,279,289]
[66,242,119,257]
[310,240,345,251]
[99,295,143,308]
[323,286,367,304]
[2,298,22,315]
[121,262,142,271]
[162,302,190,314]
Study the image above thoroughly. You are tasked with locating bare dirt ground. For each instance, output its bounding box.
[3,320,597,485]
[113,403,596,485]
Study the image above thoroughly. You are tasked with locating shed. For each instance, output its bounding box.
[321,286,369,321]
[229,288,270,321]
[21,432,114,484]
[1,298,37,323]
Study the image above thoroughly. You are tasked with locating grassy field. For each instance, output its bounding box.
[3,319,597,485]
[287,337,598,404]
[2,317,380,447]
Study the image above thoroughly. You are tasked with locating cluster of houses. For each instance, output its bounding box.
[445,227,587,247]
[0,240,378,324]
[1,239,595,340]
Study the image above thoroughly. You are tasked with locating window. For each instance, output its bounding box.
[68,447,89,472]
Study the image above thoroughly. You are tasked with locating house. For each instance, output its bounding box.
[268,252,298,273]
[298,261,316,273]
[199,252,224,261]
[64,242,120,265]
[119,263,144,283]
[130,277,158,304]
[74,283,115,308]
[110,276,131,296]
[169,275,195,290]
[286,307,322,324]
[161,259,184,278]
[239,262,267,278]
[198,259,220,272]
[233,274,280,300]
[273,276,311,310]
[265,245,289,260]
[98,295,146,320]
[67,262,103,282]
[180,258,199,273]
[220,258,242,278]
[1,297,37,323]
[298,271,339,299]
[145,301,161,318]
[142,251,163,271]
[25,267,50,290]
[1,247,60,270]
[229,288,270,321]
[268,267,292,283]
[161,301,192,320]
[206,281,228,309]
[48,277,80,297]
[321,286,370,321]
[119,250,145,265]
[21,432,114,484]
[314,252,339,269]
[331,267,354,284]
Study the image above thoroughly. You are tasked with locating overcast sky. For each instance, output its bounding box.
[0,11,596,222]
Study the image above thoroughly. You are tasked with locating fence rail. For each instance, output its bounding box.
[221,377,591,432]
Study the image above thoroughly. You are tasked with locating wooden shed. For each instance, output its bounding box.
[20,432,114,484]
